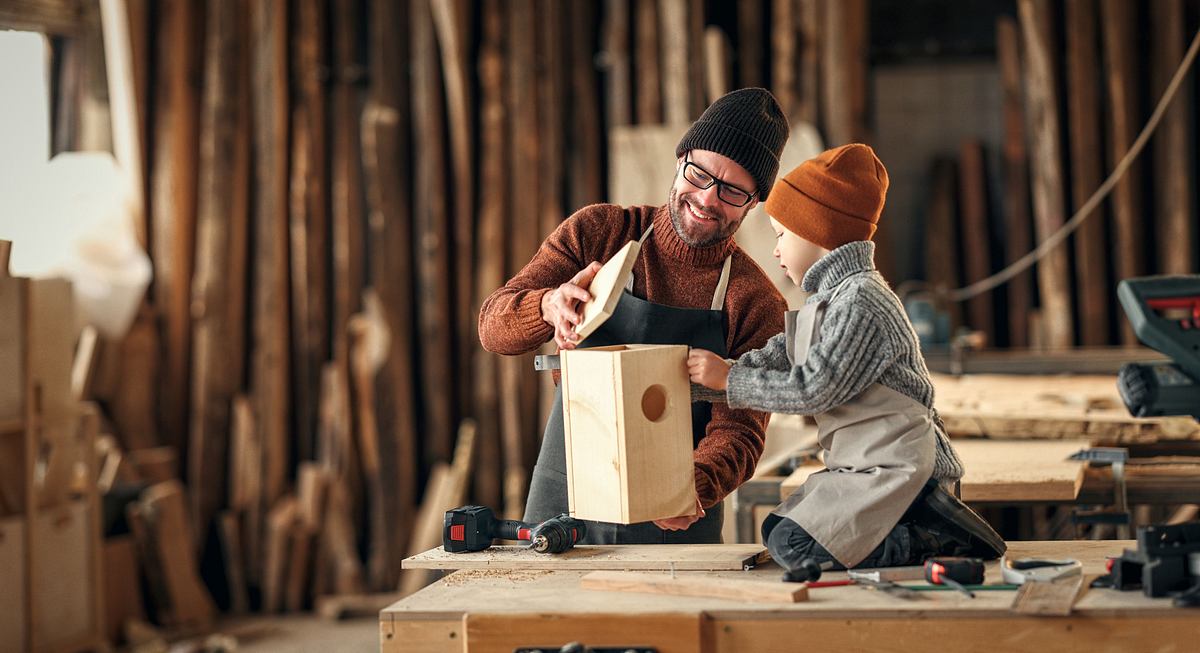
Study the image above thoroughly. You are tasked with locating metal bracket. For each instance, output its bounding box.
[1070,447,1131,538]
[534,354,561,371]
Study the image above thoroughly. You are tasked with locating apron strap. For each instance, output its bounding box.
[711,255,732,311]
[624,223,657,293]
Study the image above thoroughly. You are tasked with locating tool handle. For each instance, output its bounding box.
[494,519,535,542]
[924,557,985,586]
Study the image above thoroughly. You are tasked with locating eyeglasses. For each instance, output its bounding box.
[680,154,756,207]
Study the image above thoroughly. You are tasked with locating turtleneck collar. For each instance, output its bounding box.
[650,205,737,266]
[801,240,876,294]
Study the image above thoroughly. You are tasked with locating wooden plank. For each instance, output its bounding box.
[217,512,249,615]
[932,373,1200,443]
[576,240,642,342]
[958,140,995,343]
[1011,574,1088,616]
[582,570,808,603]
[568,0,605,209]
[129,446,176,483]
[331,0,366,376]
[1100,0,1143,345]
[31,502,94,650]
[659,0,691,124]
[290,0,330,464]
[0,516,26,651]
[190,0,250,546]
[781,439,1088,503]
[228,395,262,586]
[704,27,732,101]
[1018,0,1074,348]
[820,0,867,147]
[249,0,291,508]
[1150,0,1194,275]
[108,309,160,451]
[101,534,144,644]
[996,16,1034,348]
[736,0,763,88]
[0,255,22,424]
[134,481,215,628]
[402,545,768,572]
[0,0,89,34]
[100,0,147,248]
[150,0,201,450]
[602,0,633,129]
[467,614,703,653]
[471,0,508,511]
[362,0,420,585]
[284,522,316,612]
[635,0,663,124]
[797,0,821,127]
[413,0,456,466]
[262,495,297,613]
[926,159,962,328]
[772,0,798,119]
[1065,0,1110,347]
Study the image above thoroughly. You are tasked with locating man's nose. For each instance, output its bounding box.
[697,184,721,210]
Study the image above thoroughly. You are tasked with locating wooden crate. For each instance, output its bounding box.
[561,344,695,524]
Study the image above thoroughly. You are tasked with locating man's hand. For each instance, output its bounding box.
[541,262,603,350]
[653,497,706,531]
[687,348,731,391]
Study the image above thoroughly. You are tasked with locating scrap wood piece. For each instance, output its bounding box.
[216,512,249,615]
[581,570,808,603]
[127,480,215,629]
[262,495,298,613]
[1010,574,1088,616]
[402,544,769,572]
[577,240,642,341]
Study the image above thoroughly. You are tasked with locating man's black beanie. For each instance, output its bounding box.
[675,87,789,201]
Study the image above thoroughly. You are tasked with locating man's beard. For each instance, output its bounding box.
[668,187,744,247]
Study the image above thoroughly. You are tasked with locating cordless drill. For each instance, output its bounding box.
[443,505,586,554]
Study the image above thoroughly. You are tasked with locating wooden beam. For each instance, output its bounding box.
[129,481,215,628]
[190,0,251,546]
[228,396,262,586]
[402,544,769,571]
[331,0,365,373]
[996,16,1034,348]
[99,0,147,248]
[797,0,821,127]
[569,0,605,209]
[217,512,249,614]
[1100,0,1143,345]
[926,159,962,329]
[820,0,867,147]
[262,495,297,613]
[772,0,797,120]
[635,0,663,124]
[958,140,995,344]
[581,570,809,603]
[0,0,89,34]
[1150,0,1194,275]
[249,0,291,508]
[1017,0,1074,349]
[704,27,732,101]
[737,0,763,88]
[1065,0,1110,347]
[659,0,690,124]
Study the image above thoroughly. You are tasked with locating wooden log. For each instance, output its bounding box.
[290,0,330,463]
[1150,0,1194,275]
[569,0,605,209]
[772,0,797,119]
[958,140,994,343]
[150,0,201,449]
[249,0,291,508]
[737,0,763,88]
[472,0,508,510]
[602,0,632,128]
[190,0,251,547]
[1099,0,1143,345]
[331,0,365,374]
[413,0,456,466]
[820,0,867,147]
[659,0,690,124]
[926,159,962,329]
[1017,0,1074,348]
[635,0,663,124]
[581,570,809,603]
[996,16,1034,348]
[362,0,419,584]
[1065,0,1110,347]
[797,0,821,127]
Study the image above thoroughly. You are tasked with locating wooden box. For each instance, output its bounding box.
[560,345,696,524]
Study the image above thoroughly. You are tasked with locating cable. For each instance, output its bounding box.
[913,24,1200,305]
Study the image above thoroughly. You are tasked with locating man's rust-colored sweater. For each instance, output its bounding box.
[478,203,786,508]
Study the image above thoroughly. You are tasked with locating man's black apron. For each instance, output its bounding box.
[523,223,732,543]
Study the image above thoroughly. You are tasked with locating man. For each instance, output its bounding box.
[479,88,789,543]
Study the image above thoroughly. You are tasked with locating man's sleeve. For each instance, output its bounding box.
[477,207,604,355]
[691,281,787,508]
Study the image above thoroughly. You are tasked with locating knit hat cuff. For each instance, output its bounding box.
[765,177,878,251]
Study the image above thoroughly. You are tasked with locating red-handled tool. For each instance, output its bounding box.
[924,557,985,598]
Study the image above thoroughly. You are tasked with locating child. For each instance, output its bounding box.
[688,144,1005,571]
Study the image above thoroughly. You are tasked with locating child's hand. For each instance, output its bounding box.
[687,349,731,391]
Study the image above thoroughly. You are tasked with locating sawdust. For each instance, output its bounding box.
[442,569,554,586]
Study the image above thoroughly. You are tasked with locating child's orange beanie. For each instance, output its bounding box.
[765,143,889,251]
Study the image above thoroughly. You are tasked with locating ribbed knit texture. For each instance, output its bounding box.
[478,203,788,507]
[725,241,965,482]
[675,88,789,201]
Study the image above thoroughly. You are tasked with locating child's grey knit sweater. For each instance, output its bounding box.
[725,241,964,482]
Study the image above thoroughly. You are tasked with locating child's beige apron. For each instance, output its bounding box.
[771,300,936,567]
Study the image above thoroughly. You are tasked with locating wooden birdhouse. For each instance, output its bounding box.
[560,344,696,524]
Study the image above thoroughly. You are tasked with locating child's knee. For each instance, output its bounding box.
[765,517,814,566]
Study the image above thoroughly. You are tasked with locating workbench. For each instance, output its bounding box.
[381,541,1200,652]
